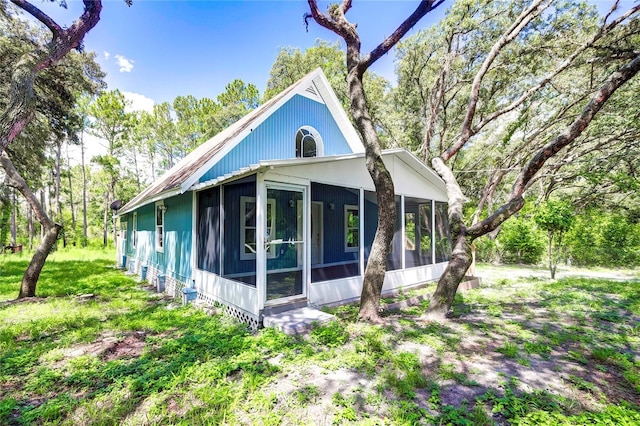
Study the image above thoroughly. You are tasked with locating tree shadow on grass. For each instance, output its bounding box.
[8,303,307,425]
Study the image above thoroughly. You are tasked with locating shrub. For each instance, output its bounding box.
[474,236,499,263]
[498,217,545,264]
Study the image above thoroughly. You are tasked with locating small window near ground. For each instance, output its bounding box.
[295,126,323,158]
[155,202,165,252]
[345,205,359,252]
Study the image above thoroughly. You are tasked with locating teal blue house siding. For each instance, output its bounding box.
[125,192,192,282]
[164,192,193,283]
[199,94,353,183]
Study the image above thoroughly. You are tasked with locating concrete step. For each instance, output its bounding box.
[263,307,336,335]
[262,299,308,316]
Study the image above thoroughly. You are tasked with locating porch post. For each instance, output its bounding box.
[190,191,197,285]
[256,172,267,310]
[305,185,311,301]
[432,199,436,264]
[359,187,365,277]
[400,194,406,269]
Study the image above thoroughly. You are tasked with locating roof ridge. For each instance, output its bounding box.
[119,69,327,214]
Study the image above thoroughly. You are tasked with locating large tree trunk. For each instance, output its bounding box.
[20,221,61,297]
[358,155,395,321]
[425,232,473,319]
[0,53,37,156]
[306,0,441,322]
[0,151,61,299]
[347,69,396,322]
[426,53,640,317]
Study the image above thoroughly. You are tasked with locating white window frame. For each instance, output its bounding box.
[155,201,165,253]
[295,126,324,158]
[344,204,359,253]
[240,196,276,260]
[132,212,137,249]
[120,221,127,244]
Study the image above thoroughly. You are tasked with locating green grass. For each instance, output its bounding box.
[1,251,639,424]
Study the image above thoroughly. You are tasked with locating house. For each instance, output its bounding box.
[117,69,451,329]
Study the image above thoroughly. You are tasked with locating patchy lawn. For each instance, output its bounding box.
[1,251,639,425]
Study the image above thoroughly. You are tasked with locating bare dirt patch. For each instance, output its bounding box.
[103,332,147,361]
[251,271,639,423]
[50,331,147,368]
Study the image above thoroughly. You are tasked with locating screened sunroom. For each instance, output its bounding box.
[190,149,451,321]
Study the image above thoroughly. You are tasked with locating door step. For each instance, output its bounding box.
[263,306,336,335]
[262,299,309,316]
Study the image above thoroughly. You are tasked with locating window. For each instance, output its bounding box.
[345,205,359,252]
[295,126,323,158]
[155,202,165,252]
[240,196,276,260]
[132,212,137,249]
[120,221,127,243]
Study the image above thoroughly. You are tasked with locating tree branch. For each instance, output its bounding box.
[10,0,63,36]
[441,0,550,162]
[359,0,443,73]
[0,151,54,228]
[38,0,103,71]
[306,0,354,42]
[1,0,102,155]
[431,157,466,233]
[471,3,640,135]
[511,53,640,198]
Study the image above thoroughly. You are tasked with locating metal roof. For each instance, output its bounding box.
[119,68,363,215]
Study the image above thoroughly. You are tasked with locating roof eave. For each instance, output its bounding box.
[117,187,182,216]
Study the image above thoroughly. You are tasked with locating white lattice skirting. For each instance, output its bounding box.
[125,257,258,330]
[196,292,259,331]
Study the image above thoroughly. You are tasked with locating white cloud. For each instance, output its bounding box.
[122,91,155,113]
[104,51,110,60]
[115,54,135,73]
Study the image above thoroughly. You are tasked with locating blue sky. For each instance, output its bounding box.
[32,0,628,111]
[23,0,628,164]
[37,1,450,110]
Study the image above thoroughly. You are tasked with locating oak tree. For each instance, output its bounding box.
[305,0,444,321]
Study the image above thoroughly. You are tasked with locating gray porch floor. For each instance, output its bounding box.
[263,307,336,335]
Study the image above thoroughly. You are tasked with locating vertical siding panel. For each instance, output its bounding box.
[311,183,359,264]
[200,95,354,183]
[222,179,256,278]
[131,193,193,283]
[165,192,193,282]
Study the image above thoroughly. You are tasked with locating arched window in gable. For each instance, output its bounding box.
[295,126,323,158]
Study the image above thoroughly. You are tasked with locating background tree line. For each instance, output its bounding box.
[2,0,638,303]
